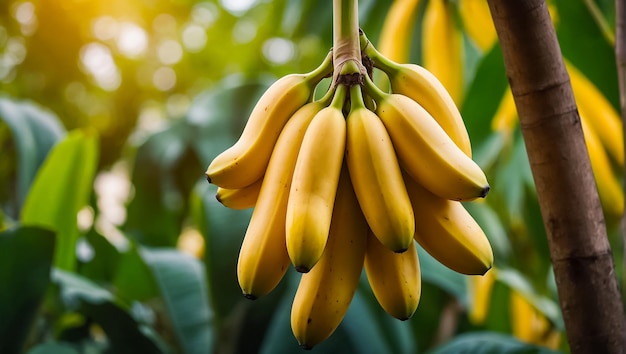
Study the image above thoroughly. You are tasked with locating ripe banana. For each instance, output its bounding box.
[567,61,623,167]
[458,0,497,52]
[285,85,348,273]
[467,268,496,325]
[291,166,368,349]
[237,94,331,299]
[365,76,489,201]
[404,171,493,275]
[580,114,624,216]
[377,0,421,63]
[206,51,333,189]
[216,178,262,210]
[346,84,414,252]
[364,42,472,157]
[364,231,421,320]
[491,87,517,135]
[421,0,464,105]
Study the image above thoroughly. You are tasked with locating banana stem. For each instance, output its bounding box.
[332,0,365,86]
[359,32,401,78]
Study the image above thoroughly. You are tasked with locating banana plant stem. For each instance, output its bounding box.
[332,0,365,87]
[487,0,626,352]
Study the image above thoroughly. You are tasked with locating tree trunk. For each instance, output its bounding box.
[486,0,626,352]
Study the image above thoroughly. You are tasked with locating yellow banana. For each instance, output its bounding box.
[377,0,421,63]
[490,83,623,216]
[404,172,493,275]
[580,115,624,216]
[510,290,561,349]
[491,87,517,135]
[364,231,421,320]
[215,178,262,210]
[363,41,472,157]
[422,0,464,104]
[286,85,348,273]
[291,166,368,349]
[567,61,623,167]
[458,0,497,52]
[206,51,332,189]
[237,93,332,299]
[467,268,496,325]
[346,84,414,252]
[365,76,489,201]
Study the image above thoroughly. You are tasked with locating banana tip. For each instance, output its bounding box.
[299,344,314,351]
[393,247,409,254]
[205,173,211,184]
[295,265,311,273]
[242,293,257,301]
[480,185,490,198]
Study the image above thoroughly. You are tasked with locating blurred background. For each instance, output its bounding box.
[0,0,621,353]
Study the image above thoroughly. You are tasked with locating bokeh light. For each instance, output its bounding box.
[263,37,296,65]
[182,24,207,52]
[80,43,121,91]
[219,0,259,16]
[157,39,183,65]
[153,66,176,91]
[116,22,148,59]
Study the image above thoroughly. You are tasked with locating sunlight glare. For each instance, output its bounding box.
[232,19,257,44]
[157,39,183,65]
[192,2,219,28]
[153,66,176,91]
[80,42,121,91]
[153,13,177,35]
[92,16,118,41]
[219,0,259,16]
[182,24,207,52]
[12,1,37,36]
[116,22,148,59]
[262,37,295,65]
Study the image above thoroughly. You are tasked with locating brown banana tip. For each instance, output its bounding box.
[205,173,211,184]
[480,185,490,198]
[243,293,257,301]
[299,344,314,351]
[295,265,311,273]
[215,194,222,204]
[393,247,409,254]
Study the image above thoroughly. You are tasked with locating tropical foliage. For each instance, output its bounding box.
[0,0,620,353]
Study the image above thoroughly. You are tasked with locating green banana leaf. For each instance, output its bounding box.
[140,247,213,354]
[0,97,66,210]
[0,226,55,354]
[21,129,98,271]
[51,269,168,353]
[427,332,562,354]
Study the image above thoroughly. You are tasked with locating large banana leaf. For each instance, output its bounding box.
[21,129,98,271]
[0,226,55,353]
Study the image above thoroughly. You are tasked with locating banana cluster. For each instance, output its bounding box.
[205,36,494,349]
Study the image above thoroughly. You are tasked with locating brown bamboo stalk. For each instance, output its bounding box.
[486,0,626,352]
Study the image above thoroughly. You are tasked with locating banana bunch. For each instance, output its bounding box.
[205,31,494,348]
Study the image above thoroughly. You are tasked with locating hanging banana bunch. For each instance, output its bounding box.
[205,0,493,348]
